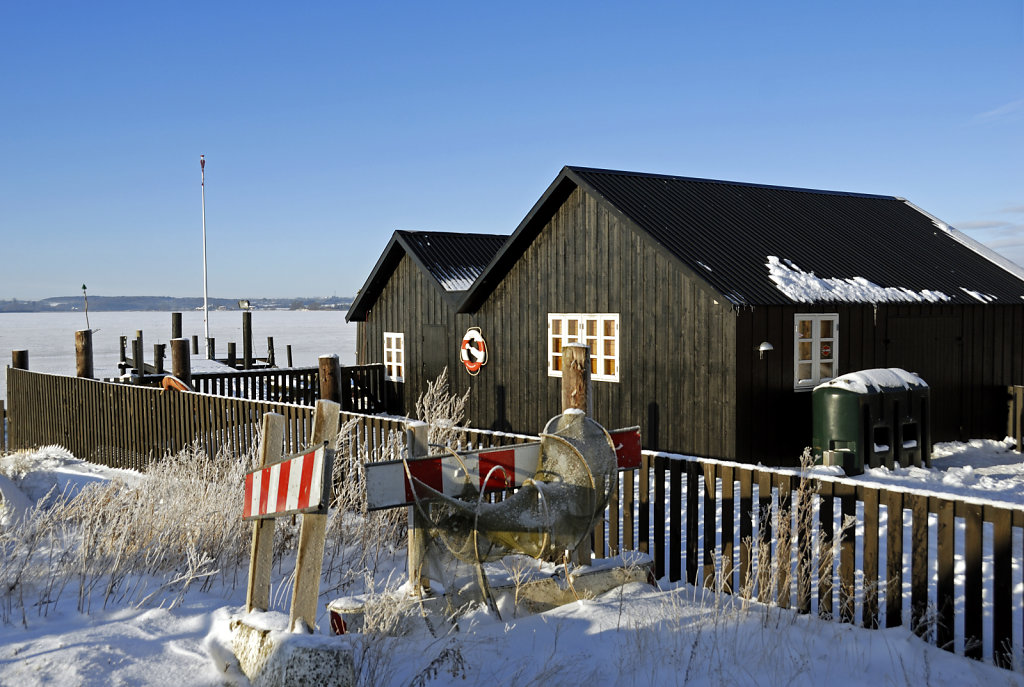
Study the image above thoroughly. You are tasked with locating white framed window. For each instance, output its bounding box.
[383,332,405,382]
[794,313,838,390]
[547,313,619,382]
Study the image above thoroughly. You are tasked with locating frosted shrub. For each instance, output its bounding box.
[415,367,470,448]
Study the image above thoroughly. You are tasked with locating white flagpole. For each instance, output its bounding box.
[201,155,210,357]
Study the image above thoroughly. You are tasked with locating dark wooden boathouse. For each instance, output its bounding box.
[348,167,1024,464]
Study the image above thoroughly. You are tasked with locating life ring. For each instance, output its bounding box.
[161,375,191,392]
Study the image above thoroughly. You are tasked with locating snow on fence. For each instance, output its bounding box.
[7,367,1024,669]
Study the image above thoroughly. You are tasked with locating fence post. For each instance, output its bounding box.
[289,399,340,631]
[243,311,253,369]
[11,350,28,370]
[319,354,341,403]
[171,338,192,388]
[75,330,93,378]
[171,311,182,340]
[406,420,430,595]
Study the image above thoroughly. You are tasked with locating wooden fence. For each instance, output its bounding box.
[7,368,1022,669]
[102,364,388,414]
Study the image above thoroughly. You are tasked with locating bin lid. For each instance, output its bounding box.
[814,368,927,394]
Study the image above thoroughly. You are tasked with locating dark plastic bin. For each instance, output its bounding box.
[812,368,930,476]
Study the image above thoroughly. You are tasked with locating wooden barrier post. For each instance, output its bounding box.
[243,311,253,370]
[171,311,182,340]
[171,338,192,388]
[246,413,285,613]
[11,350,28,370]
[289,399,340,631]
[319,354,341,403]
[561,343,592,565]
[75,330,93,378]
[406,420,430,595]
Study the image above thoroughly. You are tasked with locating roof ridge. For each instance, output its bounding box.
[567,165,898,201]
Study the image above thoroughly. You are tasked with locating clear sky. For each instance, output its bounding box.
[1,1,1021,300]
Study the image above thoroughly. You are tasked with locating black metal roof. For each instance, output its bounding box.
[346,230,508,321]
[460,166,1024,310]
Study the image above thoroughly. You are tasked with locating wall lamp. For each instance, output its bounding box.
[758,342,774,360]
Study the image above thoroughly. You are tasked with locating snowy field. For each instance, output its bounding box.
[0,310,359,400]
[2,442,1024,686]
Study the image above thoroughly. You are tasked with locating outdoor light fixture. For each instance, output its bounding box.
[758,342,774,359]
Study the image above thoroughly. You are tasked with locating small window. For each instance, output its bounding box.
[383,332,405,382]
[548,313,619,382]
[793,313,838,389]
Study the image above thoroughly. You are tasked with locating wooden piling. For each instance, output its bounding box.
[11,350,28,370]
[118,336,128,373]
[287,344,293,368]
[171,312,182,339]
[243,311,253,370]
[75,329,94,378]
[171,338,192,388]
[267,336,276,367]
[206,337,215,361]
[154,343,166,374]
[135,330,144,372]
[227,342,237,369]
[561,343,591,414]
[191,335,199,355]
[319,354,341,402]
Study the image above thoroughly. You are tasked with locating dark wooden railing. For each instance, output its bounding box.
[190,367,320,405]
[9,367,1022,669]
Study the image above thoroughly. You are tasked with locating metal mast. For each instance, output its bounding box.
[201,155,210,357]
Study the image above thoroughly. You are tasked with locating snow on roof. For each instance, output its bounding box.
[766,256,951,304]
[959,287,996,303]
[814,367,927,394]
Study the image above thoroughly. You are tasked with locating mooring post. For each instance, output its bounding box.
[154,343,166,374]
[206,337,215,361]
[191,335,199,355]
[289,399,340,632]
[286,344,293,368]
[246,412,285,613]
[227,342,237,369]
[171,312,182,340]
[118,335,128,373]
[11,350,28,370]
[562,343,593,566]
[171,338,192,388]
[242,311,253,370]
[75,329,94,379]
[319,354,341,403]
[406,420,431,596]
[267,336,276,367]
[135,330,144,373]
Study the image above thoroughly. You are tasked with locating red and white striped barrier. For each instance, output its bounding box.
[243,444,333,520]
[365,442,542,511]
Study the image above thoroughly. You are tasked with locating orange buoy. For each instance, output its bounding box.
[161,375,191,392]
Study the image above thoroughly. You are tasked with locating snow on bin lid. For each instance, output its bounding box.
[814,368,927,394]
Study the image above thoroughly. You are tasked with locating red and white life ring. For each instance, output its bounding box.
[460,327,487,375]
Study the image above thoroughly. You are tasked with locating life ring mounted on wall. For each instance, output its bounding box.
[460,327,487,375]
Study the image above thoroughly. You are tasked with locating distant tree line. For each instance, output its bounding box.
[0,296,353,313]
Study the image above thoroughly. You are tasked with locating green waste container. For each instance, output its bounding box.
[812,368,930,476]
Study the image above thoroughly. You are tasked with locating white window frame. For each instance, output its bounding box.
[793,313,838,390]
[547,313,620,383]
[383,332,405,382]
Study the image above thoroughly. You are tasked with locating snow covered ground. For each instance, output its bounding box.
[1,442,1023,686]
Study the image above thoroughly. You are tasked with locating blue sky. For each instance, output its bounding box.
[1,1,1021,300]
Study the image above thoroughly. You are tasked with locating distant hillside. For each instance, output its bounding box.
[0,295,353,313]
